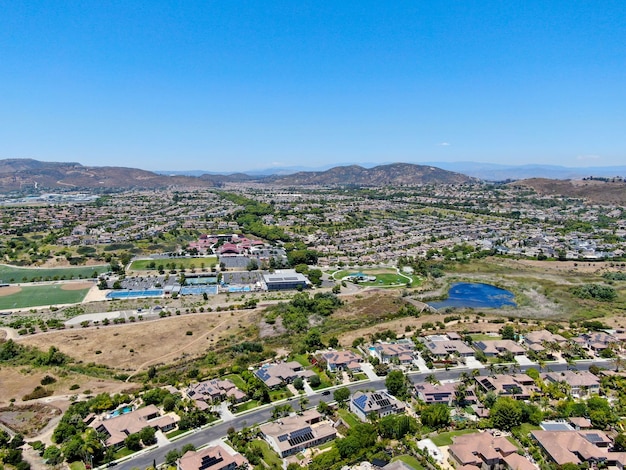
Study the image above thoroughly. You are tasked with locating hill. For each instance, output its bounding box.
[510,178,626,205]
[0,158,213,192]
[0,159,477,192]
[265,163,476,185]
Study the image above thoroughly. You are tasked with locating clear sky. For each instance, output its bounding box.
[1,1,625,172]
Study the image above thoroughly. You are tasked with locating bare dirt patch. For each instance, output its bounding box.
[0,286,21,297]
[18,311,257,372]
[0,403,61,437]
[61,281,94,291]
[0,366,138,408]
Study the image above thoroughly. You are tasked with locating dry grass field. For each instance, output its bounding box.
[18,310,258,375]
[0,366,137,407]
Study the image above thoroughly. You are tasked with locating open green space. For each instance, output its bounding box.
[129,256,217,271]
[336,408,361,428]
[234,400,261,413]
[332,268,419,287]
[470,334,502,342]
[222,374,247,390]
[0,264,107,283]
[429,429,478,446]
[392,455,425,470]
[249,440,282,468]
[0,284,91,310]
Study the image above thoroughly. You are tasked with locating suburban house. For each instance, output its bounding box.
[574,332,619,353]
[543,370,601,397]
[523,330,567,353]
[414,382,457,406]
[475,374,538,399]
[177,444,248,470]
[321,350,363,372]
[475,339,526,357]
[370,341,415,365]
[185,378,247,410]
[350,391,406,421]
[91,405,179,448]
[448,431,536,470]
[255,361,316,389]
[423,339,475,359]
[531,430,615,466]
[259,409,336,458]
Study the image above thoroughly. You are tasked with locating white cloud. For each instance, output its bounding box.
[438,142,451,147]
[576,154,601,161]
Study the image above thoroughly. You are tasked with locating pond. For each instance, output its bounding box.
[428,282,516,309]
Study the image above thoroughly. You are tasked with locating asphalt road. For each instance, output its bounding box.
[116,359,608,470]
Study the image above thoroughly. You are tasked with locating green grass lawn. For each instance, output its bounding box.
[269,388,293,401]
[165,428,187,439]
[292,353,311,368]
[0,264,108,282]
[352,373,368,381]
[69,462,86,470]
[470,333,502,342]
[129,256,217,271]
[430,429,478,446]
[222,374,247,390]
[249,440,283,468]
[392,455,425,470]
[113,447,136,459]
[515,422,541,437]
[0,283,92,309]
[336,408,361,428]
[234,400,261,413]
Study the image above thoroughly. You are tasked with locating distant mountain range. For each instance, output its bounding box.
[159,161,626,181]
[0,159,473,192]
[1,159,624,206]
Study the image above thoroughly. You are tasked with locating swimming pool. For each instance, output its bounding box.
[180,285,218,295]
[106,289,163,299]
[109,406,133,418]
[227,286,251,293]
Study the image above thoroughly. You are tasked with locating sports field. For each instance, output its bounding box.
[129,256,217,271]
[0,264,108,283]
[0,283,92,310]
[332,268,419,286]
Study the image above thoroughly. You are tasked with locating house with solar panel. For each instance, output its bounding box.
[177,443,248,470]
[259,409,337,458]
[350,391,406,422]
[255,361,316,389]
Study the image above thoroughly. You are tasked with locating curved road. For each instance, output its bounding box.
[116,359,608,470]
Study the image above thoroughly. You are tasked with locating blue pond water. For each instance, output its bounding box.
[428,282,516,309]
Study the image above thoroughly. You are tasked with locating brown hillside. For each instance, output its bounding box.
[511,178,626,205]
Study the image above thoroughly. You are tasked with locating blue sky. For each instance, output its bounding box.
[1,1,625,172]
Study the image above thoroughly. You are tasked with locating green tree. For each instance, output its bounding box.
[500,324,516,340]
[124,433,142,451]
[43,445,63,466]
[385,370,408,399]
[491,397,522,431]
[139,426,157,446]
[420,403,450,430]
[333,387,350,407]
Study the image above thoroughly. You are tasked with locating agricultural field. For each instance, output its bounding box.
[0,282,93,310]
[128,256,217,271]
[0,264,107,283]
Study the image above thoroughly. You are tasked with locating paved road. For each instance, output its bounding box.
[116,359,607,470]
